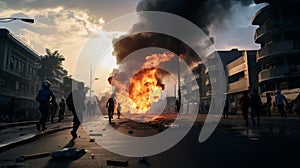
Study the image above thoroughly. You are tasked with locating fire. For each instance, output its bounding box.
[110,53,174,114]
[129,68,164,112]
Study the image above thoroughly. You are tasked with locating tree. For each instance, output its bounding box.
[38,48,65,81]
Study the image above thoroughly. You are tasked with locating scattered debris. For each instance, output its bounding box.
[16,152,50,162]
[89,133,102,136]
[107,160,128,167]
[51,147,86,160]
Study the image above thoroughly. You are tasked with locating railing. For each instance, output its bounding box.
[7,31,40,57]
[228,78,248,93]
[227,63,246,76]
[257,41,300,60]
[258,66,288,82]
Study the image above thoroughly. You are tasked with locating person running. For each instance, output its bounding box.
[250,89,262,126]
[106,94,116,123]
[239,90,250,126]
[58,99,66,122]
[275,90,288,119]
[66,82,86,139]
[35,80,55,131]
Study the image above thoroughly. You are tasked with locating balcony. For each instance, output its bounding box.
[257,41,300,61]
[228,77,249,94]
[227,63,246,76]
[258,66,289,83]
[252,5,272,25]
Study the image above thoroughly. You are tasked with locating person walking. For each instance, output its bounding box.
[266,93,272,117]
[50,98,58,123]
[250,89,262,126]
[58,99,66,122]
[275,90,288,119]
[66,82,86,139]
[223,97,230,119]
[117,103,121,119]
[239,90,250,126]
[35,80,55,131]
[106,94,115,123]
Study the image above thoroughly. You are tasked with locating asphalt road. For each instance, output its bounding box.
[1,116,300,168]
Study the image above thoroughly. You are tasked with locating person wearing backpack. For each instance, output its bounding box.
[66,82,86,139]
[35,80,55,131]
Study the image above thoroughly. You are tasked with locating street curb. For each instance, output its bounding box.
[0,121,38,130]
[0,125,73,153]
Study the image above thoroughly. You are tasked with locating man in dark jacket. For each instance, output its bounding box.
[106,94,115,123]
[36,80,55,131]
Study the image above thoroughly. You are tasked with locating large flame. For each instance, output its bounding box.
[129,68,164,112]
[111,53,174,114]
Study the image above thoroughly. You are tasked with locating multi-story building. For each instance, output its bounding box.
[181,49,245,113]
[252,0,300,99]
[226,50,258,110]
[0,28,40,118]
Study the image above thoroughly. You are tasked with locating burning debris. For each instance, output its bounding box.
[108,53,174,114]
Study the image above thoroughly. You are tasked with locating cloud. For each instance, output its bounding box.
[0,5,106,74]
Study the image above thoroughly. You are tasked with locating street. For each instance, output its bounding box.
[1,114,300,168]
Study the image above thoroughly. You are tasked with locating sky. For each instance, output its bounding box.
[0,0,265,96]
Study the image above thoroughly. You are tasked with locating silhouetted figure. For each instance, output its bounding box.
[175,100,181,113]
[239,90,250,126]
[35,80,55,131]
[50,98,58,123]
[7,98,17,123]
[86,100,92,117]
[266,93,272,117]
[92,101,97,116]
[117,103,121,119]
[250,89,262,126]
[223,97,229,119]
[106,94,115,123]
[58,99,66,122]
[66,82,86,139]
[275,90,288,119]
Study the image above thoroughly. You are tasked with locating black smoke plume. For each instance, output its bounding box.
[113,0,253,66]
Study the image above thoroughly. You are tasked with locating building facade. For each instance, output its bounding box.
[252,0,300,99]
[226,50,259,112]
[0,28,40,119]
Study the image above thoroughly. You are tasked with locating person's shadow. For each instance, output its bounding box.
[44,139,85,168]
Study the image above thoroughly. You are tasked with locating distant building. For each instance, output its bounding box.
[252,0,300,99]
[47,68,68,99]
[182,49,247,113]
[0,28,40,115]
[226,50,259,111]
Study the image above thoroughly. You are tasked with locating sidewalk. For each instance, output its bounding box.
[0,117,73,153]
